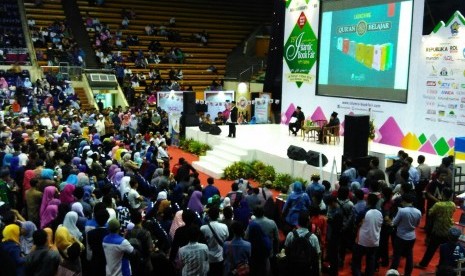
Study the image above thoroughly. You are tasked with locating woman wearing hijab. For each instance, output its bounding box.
[247,221,272,275]
[40,186,59,220]
[282,181,311,231]
[41,168,55,180]
[20,221,37,255]
[0,224,25,275]
[41,204,59,229]
[233,199,252,227]
[76,173,89,187]
[50,203,70,232]
[169,210,185,239]
[55,223,84,256]
[43,227,58,250]
[62,211,83,241]
[113,171,124,190]
[3,153,13,168]
[22,169,36,198]
[60,184,76,205]
[66,174,79,186]
[107,164,119,181]
[71,202,88,232]
[187,190,204,215]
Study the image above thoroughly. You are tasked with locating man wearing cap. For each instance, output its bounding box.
[390,193,421,276]
[289,106,305,136]
[102,219,134,276]
[227,101,238,138]
[438,227,465,271]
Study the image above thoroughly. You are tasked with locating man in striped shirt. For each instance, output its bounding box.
[178,225,209,276]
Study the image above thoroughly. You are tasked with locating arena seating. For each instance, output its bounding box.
[76,0,270,93]
[24,0,271,96]
[0,0,31,65]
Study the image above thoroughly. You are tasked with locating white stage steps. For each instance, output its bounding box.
[193,139,252,179]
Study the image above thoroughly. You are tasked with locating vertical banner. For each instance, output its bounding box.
[254,98,269,123]
[169,113,181,146]
[282,0,320,123]
[416,11,465,155]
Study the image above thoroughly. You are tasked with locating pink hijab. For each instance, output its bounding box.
[169,210,185,239]
[22,170,36,200]
[40,186,57,219]
[107,164,119,179]
[60,184,76,204]
[40,204,58,229]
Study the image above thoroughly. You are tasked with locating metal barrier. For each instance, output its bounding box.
[40,65,83,81]
[0,47,31,65]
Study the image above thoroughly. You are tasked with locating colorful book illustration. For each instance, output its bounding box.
[338,37,393,71]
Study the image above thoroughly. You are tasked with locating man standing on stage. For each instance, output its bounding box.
[227,101,238,138]
[289,106,305,136]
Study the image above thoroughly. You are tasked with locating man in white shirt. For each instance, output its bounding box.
[157,141,169,161]
[95,114,106,136]
[127,177,145,210]
[200,206,229,276]
[351,193,383,276]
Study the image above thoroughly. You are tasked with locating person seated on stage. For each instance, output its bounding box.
[214,112,224,125]
[289,106,305,136]
[318,111,340,143]
[204,114,212,124]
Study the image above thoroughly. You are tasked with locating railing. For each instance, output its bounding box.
[238,60,266,82]
[41,64,83,81]
[0,48,31,65]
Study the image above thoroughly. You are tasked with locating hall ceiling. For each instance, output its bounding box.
[424,0,465,34]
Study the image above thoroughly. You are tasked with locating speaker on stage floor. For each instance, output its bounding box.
[344,115,370,159]
[183,92,196,114]
[199,122,211,132]
[306,150,328,167]
[209,125,222,135]
[287,145,307,161]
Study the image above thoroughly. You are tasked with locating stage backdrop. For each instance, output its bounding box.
[203,91,235,120]
[280,0,465,159]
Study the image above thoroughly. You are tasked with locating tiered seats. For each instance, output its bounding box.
[76,0,271,93]
[24,1,84,67]
[0,0,30,65]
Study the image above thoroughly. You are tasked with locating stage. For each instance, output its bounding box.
[186,124,446,182]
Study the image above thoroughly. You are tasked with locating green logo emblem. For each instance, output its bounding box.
[284,12,318,87]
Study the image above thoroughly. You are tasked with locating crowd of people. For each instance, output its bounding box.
[0,0,30,65]
[0,80,463,276]
[31,19,86,67]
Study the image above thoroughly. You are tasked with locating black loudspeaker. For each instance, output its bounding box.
[183,92,196,114]
[195,103,208,113]
[287,145,307,161]
[306,150,328,167]
[341,155,375,177]
[209,125,222,135]
[184,114,199,127]
[343,115,370,159]
[199,123,211,132]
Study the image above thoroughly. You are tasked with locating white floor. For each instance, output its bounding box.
[186,124,446,181]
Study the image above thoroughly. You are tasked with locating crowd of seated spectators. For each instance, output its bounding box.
[31,20,85,67]
[0,66,80,116]
[0,0,30,65]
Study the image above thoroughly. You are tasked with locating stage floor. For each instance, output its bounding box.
[186,124,446,181]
